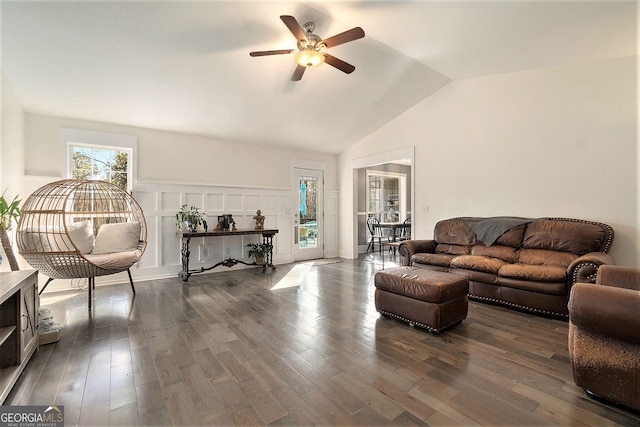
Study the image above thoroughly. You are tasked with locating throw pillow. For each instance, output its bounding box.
[68,220,95,254]
[19,231,52,252]
[92,222,141,255]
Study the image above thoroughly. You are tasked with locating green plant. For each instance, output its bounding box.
[0,190,21,271]
[246,242,272,263]
[176,204,207,232]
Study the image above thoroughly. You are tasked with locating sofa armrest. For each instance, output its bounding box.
[567,252,615,285]
[596,265,640,291]
[569,282,640,345]
[398,240,436,266]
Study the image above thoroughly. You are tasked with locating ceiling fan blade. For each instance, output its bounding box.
[280,15,307,43]
[249,49,294,57]
[320,27,365,48]
[323,54,356,74]
[291,65,306,81]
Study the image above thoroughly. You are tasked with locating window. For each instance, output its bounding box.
[71,145,129,191]
[61,128,137,192]
[366,170,406,223]
[298,174,319,248]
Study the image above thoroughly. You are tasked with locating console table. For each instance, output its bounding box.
[179,228,278,281]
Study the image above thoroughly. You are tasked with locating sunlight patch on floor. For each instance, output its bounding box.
[271,263,312,290]
[40,291,82,305]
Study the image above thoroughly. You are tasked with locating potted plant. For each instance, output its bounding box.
[176,204,207,232]
[246,242,272,265]
[0,190,21,271]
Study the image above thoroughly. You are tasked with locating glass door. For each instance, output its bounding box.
[293,168,324,261]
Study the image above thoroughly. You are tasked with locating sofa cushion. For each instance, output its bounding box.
[19,231,53,252]
[499,263,567,283]
[436,244,471,255]
[498,277,567,295]
[472,244,519,263]
[412,253,456,268]
[434,219,476,246]
[518,248,577,268]
[523,219,607,254]
[85,249,143,270]
[494,224,526,248]
[450,255,507,274]
[451,268,499,285]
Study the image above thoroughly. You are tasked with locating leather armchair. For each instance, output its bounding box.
[568,265,640,410]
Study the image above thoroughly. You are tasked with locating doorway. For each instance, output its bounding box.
[351,146,415,258]
[293,168,324,261]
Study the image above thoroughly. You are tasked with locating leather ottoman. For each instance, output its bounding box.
[374,266,469,334]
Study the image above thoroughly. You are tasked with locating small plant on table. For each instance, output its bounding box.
[176,204,207,232]
[246,242,272,265]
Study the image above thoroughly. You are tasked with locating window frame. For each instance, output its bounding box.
[60,128,138,192]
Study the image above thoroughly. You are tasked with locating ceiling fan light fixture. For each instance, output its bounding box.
[295,49,325,68]
[250,16,364,80]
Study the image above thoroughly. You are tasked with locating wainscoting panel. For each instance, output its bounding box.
[185,192,204,208]
[224,194,242,211]
[161,215,180,268]
[244,195,261,212]
[263,195,278,212]
[128,182,337,282]
[135,190,158,212]
[277,215,293,255]
[324,191,339,258]
[138,215,158,269]
[20,176,338,287]
[205,194,224,211]
[279,195,293,211]
[161,192,181,211]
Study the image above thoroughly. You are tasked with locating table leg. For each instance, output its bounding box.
[179,237,191,281]
[262,233,277,271]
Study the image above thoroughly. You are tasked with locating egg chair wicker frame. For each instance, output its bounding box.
[16,179,147,310]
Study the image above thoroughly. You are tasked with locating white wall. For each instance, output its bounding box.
[0,70,26,272]
[339,56,639,268]
[1,70,25,199]
[24,113,338,191]
[21,113,339,285]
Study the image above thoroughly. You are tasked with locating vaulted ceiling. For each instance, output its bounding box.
[2,1,636,154]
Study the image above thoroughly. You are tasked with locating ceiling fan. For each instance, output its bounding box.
[250,15,365,81]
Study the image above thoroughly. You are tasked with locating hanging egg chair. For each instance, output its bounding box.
[17,179,147,309]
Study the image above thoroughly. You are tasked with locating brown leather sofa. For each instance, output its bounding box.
[568,265,640,410]
[398,217,615,317]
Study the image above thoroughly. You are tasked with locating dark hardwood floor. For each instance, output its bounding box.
[6,254,640,426]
